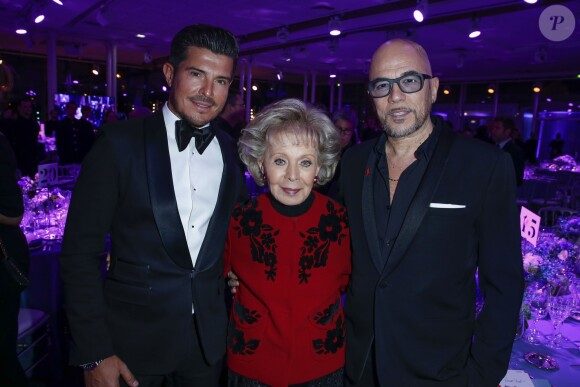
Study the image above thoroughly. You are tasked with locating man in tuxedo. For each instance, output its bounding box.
[338,39,524,386]
[60,24,247,386]
[490,117,526,187]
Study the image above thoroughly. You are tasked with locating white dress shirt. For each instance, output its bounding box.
[162,103,223,272]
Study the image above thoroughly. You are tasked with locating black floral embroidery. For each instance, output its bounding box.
[233,199,279,281]
[233,300,262,324]
[312,300,340,325]
[312,315,346,355]
[228,319,260,355]
[298,200,348,284]
[228,301,262,356]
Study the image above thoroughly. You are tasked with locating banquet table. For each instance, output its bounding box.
[509,318,580,387]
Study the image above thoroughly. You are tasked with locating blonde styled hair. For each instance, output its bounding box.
[238,98,342,187]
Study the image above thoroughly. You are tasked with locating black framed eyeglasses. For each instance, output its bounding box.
[367,72,433,98]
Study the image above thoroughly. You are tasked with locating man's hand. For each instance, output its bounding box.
[227,271,240,294]
[84,355,138,387]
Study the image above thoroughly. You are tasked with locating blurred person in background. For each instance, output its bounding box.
[56,101,96,165]
[212,89,245,140]
[0,98,40,178]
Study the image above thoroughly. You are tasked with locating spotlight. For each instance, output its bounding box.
[276,27,289,43]
[252,85,258,91]
[281,48,292,62]
[468,18,481,39]
[16,29,27,35]
[329,70,336,79]
[413,1,427,23]
[52,0,63,5]
[328,16,342,36]
[34,15,45,24]
[487,85,496,94]
[443,87,450,95]
[523,0,538,4]
[533,83,541,93]
[276,70,284,81]
[136,33,146,39]
[92,64,100,76]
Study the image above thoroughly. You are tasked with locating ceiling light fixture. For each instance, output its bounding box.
[413,0,427,23]
[487,84,496,94]
[34,14,45,24]
[281,47,292,62]
[136,33,146,39]
[276,27,289,43]
[16,28,27,35]
[92,64,100,76]
[328,16,342,36]
[52,0,63,5]
[443,87,450,95]
[276,70,284,81]
[533,83,541,93]
[468,17,481,39]
[523,0,538,4]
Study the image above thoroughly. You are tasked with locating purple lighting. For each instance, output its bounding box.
[546,98,552,102]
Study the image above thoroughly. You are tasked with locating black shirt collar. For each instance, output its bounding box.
[373,116,440,162]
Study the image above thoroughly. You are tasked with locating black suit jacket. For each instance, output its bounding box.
[55,117,95,165]
[60,111,247,373]
[339,123,524,386]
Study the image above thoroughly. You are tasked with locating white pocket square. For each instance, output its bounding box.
[429,203,466,209]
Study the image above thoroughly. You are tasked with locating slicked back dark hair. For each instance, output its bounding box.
[169,24,239,73]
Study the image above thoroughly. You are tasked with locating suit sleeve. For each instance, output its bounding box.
[469,152,524,386]
[60,131,119,365]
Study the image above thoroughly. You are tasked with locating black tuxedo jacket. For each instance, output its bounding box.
[339,123,524,386]
[60,111,247,373]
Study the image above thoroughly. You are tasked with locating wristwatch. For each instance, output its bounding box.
[79,359,104,371]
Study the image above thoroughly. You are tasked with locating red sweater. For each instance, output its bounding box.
[224,191,351,386]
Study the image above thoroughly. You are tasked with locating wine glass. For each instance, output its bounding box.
[546,284,574,349]
[524,282,548,345]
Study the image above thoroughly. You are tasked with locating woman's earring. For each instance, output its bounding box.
[261,171,267,182]
[313,175,318,184]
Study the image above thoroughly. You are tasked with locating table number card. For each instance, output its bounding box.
[499,370,534,387]
[520,206,540,247]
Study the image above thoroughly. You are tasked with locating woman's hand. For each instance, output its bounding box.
[227,271,240,294]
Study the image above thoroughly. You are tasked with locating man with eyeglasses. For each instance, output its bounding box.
[337,39,524,386]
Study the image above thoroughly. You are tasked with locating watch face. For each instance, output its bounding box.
[80,360,102,370]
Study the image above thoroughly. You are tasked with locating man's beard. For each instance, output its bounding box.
[380,105,431,139]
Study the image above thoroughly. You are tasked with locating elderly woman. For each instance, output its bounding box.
[224,99,351,387]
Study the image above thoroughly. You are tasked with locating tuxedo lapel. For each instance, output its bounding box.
[381,129,455,277]
[361,147,385,274]
[144,112,193,270]
[193,125,241,271]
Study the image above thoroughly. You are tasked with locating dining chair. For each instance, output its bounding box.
[538,206,577,228]
[17,308,52,378]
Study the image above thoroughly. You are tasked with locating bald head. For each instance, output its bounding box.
[368,39,439,139]
[370,39,432,80]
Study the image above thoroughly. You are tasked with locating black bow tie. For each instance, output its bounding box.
[175,120,215,154]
